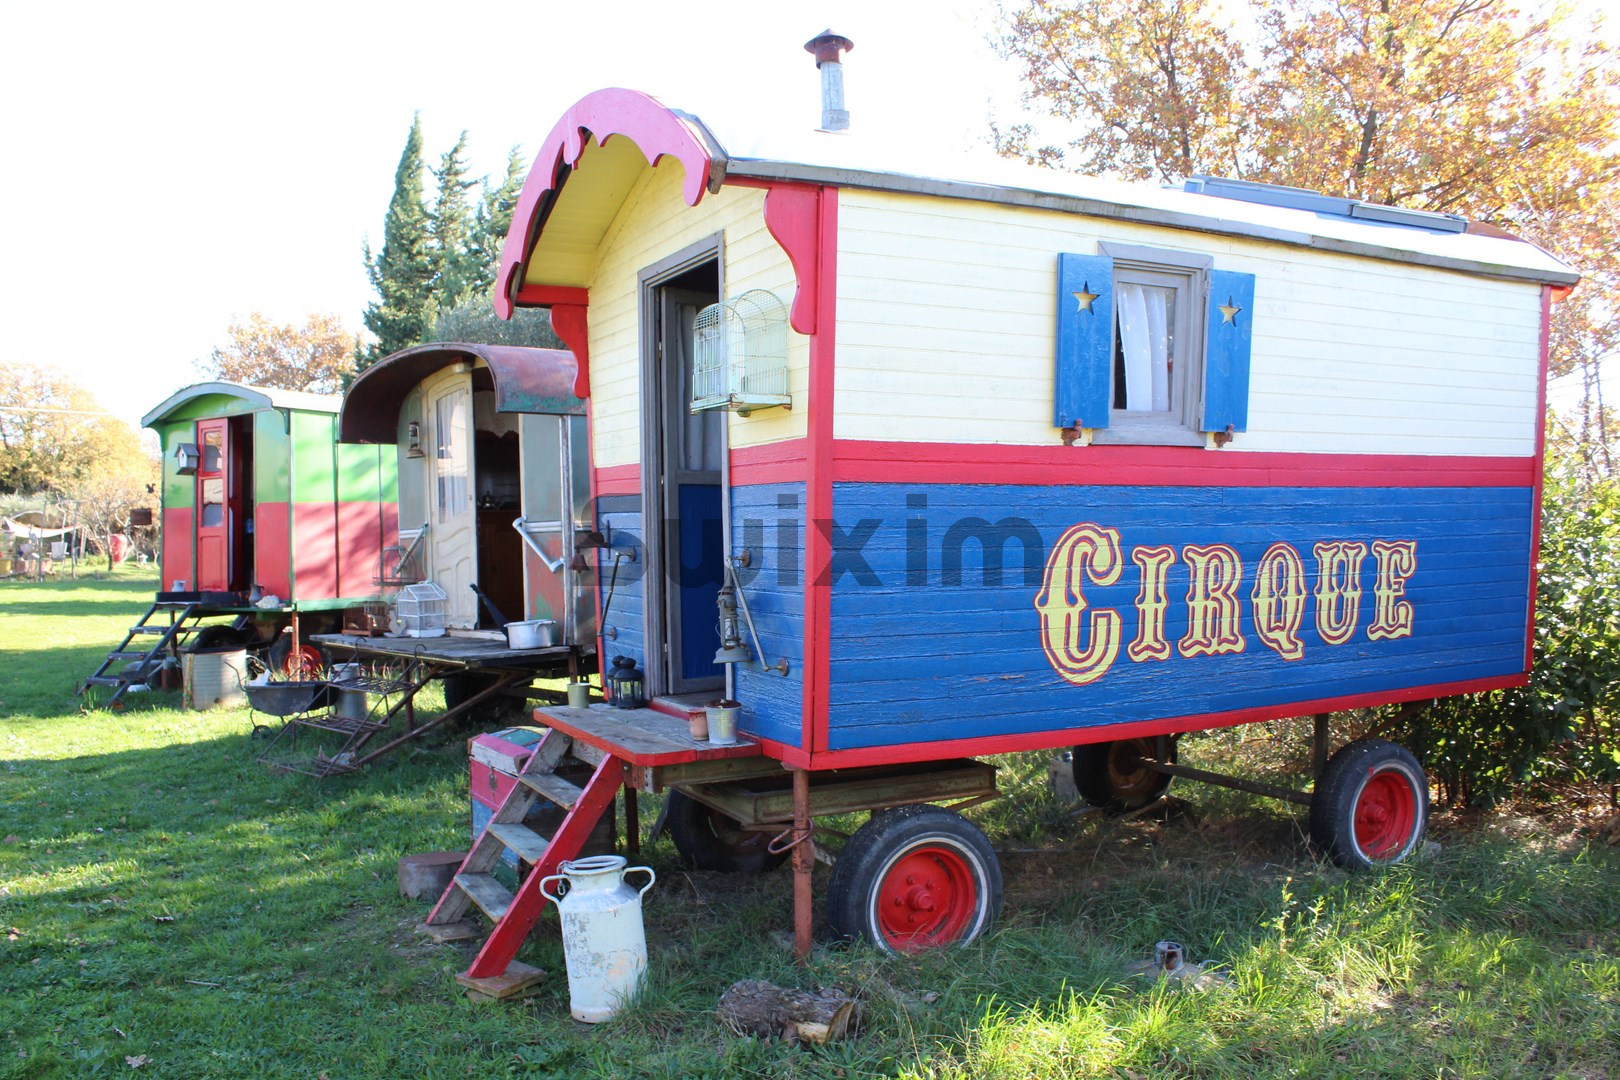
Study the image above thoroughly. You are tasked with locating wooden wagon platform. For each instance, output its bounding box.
[312,631,581,673]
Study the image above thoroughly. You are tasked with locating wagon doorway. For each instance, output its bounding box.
[642,251,724,698]
[193,414,254,594]
[422,365,477,628]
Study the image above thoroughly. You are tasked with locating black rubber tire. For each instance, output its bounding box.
[442,673,533,729]
[1072,735,1177,812]
[665,790,788,873]
[825,804,1002,953]
[1309,738,1429,870]
[266,635,327,679]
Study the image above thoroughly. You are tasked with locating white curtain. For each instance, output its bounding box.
[435,389,469,521]
[1117,284,1171,412]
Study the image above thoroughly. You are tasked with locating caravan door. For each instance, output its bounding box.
[194,418,231,592]
[423,366,477,628]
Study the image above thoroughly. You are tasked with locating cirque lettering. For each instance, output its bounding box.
[1179,544,1246,658]
[1251,542,1308,661]
[1035,524,1417,685]
[1369,540,1418,640]
[1034,523,1124,685]
[1127,545,1176,662]
[1313,541,1368,646]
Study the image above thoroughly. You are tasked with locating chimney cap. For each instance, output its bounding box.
[804,30,854,66]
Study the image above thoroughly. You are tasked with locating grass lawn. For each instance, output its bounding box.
[2,570,1618,1078]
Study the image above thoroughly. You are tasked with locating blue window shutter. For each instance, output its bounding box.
[1202,269,1256,433]
[1054,253,1114,429]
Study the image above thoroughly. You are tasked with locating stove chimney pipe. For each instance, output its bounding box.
[804,30,854,132]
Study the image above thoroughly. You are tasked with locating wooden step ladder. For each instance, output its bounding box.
[422,728,625,999]
[78,600,203,709]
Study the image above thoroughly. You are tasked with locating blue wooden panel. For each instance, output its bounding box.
[1202,269,1256,433]
[677,483,724,682]
[826,482,1532,750]
[595,499,645,670]
[1055,253,1115,429]
[729,483,807,750]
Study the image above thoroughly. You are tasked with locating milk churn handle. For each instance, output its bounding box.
[537,873,567,906]
[624,865,656,898]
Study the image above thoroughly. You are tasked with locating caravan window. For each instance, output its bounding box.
[1054,246,1255,445]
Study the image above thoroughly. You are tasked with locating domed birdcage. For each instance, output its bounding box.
[691,289,791,415]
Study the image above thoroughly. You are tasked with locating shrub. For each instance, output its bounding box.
[1402,439,1620,804]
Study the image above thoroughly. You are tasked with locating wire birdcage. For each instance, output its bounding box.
[692,289,791,414]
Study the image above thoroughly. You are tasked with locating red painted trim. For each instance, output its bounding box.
[744,733,813,770]
[550,303,591,399]
[514,285,589,307]
[730,438,810,486]
[762,185,822,336]
[805,188,839,755]
[495,88,714,319]
[594,464,640,497]
[789,672,1529,771]
[1527,286,1552,671]
[830,440,1537,488]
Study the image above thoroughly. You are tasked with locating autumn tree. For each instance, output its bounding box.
[200,312,359,394]
[996,0,1245,181]
[0,364,145,495]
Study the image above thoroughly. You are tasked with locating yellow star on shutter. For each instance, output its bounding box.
[1218,297,1242,324]
[1073,284,1099,313]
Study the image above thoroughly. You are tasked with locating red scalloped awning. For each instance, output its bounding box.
[494,88,719,319]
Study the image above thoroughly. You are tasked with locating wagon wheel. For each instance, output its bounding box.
[1071,735,1177,813]
[1309,738,1429,870]
[267,636,326,680]
[826,805,1002,953]
[665,790,788,873]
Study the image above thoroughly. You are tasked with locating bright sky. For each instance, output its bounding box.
[0,0,1025,429]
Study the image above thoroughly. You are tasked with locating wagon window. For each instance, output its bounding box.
[434,389,470,521]
[1054,246,1255,444]
[1098,245,1208,445]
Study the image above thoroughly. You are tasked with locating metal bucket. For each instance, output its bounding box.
[505,619,557,649]
[330,662,369,722]
[183,648,248,710]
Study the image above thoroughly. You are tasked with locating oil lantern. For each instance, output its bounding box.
[606,655,646,710]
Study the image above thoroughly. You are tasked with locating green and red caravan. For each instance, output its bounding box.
[141,382,398,659]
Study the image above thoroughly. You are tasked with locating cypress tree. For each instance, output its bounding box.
[431,131,478,310]
[360,114,435,369]
[466,146,527,299]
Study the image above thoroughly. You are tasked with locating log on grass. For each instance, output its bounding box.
[717,979,860,1043]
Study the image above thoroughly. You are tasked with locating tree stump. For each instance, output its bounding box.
[717,979,860,1044]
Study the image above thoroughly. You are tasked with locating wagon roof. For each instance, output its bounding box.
[337,342,584,444]
[141,382,339,428]
[496,88,1578,312]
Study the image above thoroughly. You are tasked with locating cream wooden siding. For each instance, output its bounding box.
[585,163,806,468]
[834,189,1543,457]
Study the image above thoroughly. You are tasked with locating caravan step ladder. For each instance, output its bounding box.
[422,729,625,999]
[78,601,202,709]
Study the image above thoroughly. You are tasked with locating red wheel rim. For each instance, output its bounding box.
[1353,768,1418,860]
[282,645,323,680]
[875,844,978,952]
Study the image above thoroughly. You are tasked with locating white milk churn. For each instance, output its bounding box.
[539,854,656,1022]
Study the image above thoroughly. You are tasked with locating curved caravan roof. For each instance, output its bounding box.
[338,342,585,444]
[141,382,339,428]
[495,87,1577,312]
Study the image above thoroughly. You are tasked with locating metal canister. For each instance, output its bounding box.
[538,854,656,1022]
